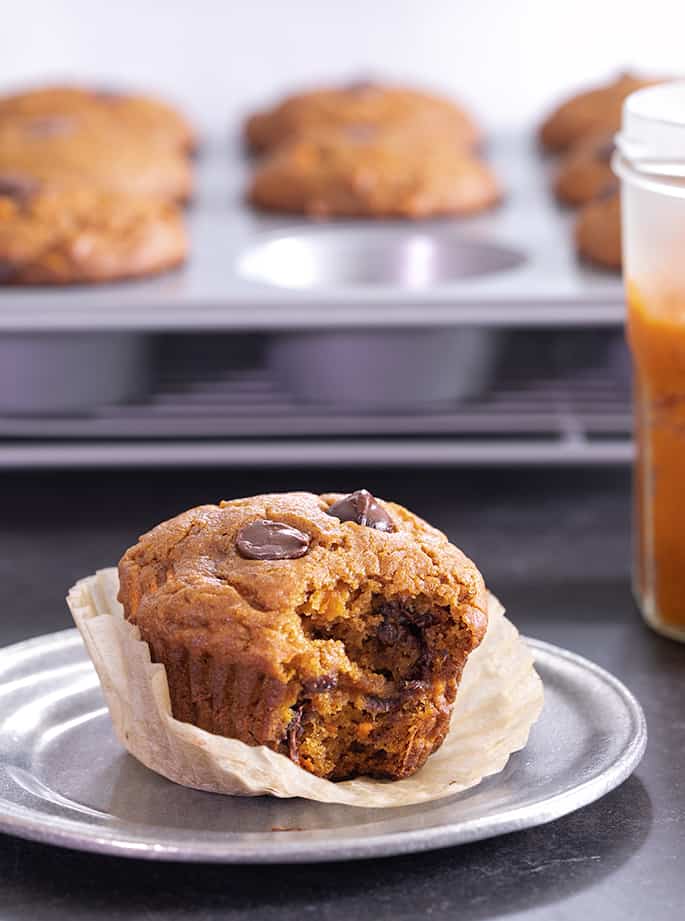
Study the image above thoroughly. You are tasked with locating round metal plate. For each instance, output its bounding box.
[0,629,646,863]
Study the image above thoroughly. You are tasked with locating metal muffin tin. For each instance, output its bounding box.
[0,134,624,331]
[0,332,150,415]
[0,134,629,464]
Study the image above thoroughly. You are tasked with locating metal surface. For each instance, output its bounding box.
[0,333,149,414]
[0,438,636,468]
[0,354,633,467]
[266,328,500,406]
[0,137,625,332]
[238,229,526,288]
[0,628,646,863]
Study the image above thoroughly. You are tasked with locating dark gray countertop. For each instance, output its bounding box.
[0,467,682,920]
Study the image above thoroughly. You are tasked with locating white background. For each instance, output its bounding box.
[1,0,684,135]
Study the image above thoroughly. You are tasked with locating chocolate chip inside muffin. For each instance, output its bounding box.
[553,133,618,207]
[0,173,39,203]
[118,490,487,781]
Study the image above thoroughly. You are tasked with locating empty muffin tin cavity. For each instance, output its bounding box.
[0,333,149,415]
[267,327,500,408]
[238,226,525,289]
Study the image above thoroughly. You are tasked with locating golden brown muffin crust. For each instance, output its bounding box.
[0,114,193,203]
[249,129,501,219]
[245,82,480,153]
[0,84,196,153]
[540,73,658,152]
[0,182,188,284]
[118,491,487,780]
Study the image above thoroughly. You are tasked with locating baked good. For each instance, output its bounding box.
[0,178,187,284]
[574,187,622,270]
[117,489,488,781]
[249,129,500,218]
[0,84,196,153]
[0,114,193,203]
[539,73,657,152]
[554,133,616,206]
[245,81,480,153]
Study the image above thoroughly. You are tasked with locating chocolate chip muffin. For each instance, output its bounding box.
[118,490,488,781]
[0,84,196,153]
[574,186,622,270]
[539,73,658,153]
[245,81,480,153]
[249,129,501,219]
[554,133,616,206]
[0,114,193,203]
[0,178,187,284]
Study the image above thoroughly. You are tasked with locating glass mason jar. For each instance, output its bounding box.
[615,82,685,641]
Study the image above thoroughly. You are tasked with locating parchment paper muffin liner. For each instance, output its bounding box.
[67,568,543,808]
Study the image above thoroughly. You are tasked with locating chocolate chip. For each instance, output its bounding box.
[303,674,338,694]
[0,261,16,283]
[235,518,310,560]
[25,116,74,138]
[376,601,435,631]
[0,174,39,203]
[377,620,401,645]
[326,490,394,532]
[595,179,619,202]
[401,679,430,693]
[94,88,123,103]
[365,695,398,715]
[345,80,377,95]
[595,139,615,164]
[375,601,436,681]
[286,704,305,763]
[344,123,378,142]
[410,611,435,629]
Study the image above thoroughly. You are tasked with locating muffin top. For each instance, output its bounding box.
[245,81,480,153]
[539,73,659,152]
[0,84,196,153]
[0,114,192,203]
[118,490,487,684]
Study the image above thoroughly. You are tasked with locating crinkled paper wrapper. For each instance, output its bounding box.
[67,568,543,808]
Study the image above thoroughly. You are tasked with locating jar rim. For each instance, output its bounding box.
[613,150,685,198]
[616,81,685,178]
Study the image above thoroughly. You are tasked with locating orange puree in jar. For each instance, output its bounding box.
[627,280,685,632]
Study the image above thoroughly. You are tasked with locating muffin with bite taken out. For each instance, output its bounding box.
[117,489,487,781]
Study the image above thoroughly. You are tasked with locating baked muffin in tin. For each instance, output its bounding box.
[245,81,480,154]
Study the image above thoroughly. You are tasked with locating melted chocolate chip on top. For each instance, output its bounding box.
[326,489,395,532]
[25,115,75,138]
[595,179,619,201]
[0,174,39,203]
[343,123,378,142]
[95,88,123,103]
[595,139,615,164]
[345,80,377,96]
[235,519,311,560]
